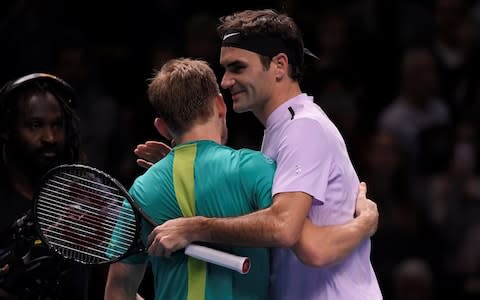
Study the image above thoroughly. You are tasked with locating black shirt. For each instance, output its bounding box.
[0,163,90,300]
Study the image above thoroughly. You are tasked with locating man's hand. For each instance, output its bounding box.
[134,141,172,169]
[147,217,202,257]
[354,182,378,237]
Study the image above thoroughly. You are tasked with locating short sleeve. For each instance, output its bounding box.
[272,118,332,204]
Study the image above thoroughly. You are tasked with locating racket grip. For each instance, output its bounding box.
[185,244,250,274]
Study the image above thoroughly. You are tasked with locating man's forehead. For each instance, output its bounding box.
[220,47,259,65]
[19,93,62,116]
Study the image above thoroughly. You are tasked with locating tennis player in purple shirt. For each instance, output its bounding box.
[144,9,382,300]
[263,93,381,299]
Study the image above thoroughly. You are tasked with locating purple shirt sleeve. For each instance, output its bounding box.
[271,117,332,205]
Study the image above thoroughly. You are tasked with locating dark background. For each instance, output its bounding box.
[2,0,480,299]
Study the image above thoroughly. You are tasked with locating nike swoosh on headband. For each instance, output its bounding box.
[223,32,241,41]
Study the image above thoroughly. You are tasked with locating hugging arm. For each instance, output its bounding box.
[135,139,379,267]
[147,183,377,268]
[293,183,379,267]
[147,190,312,256]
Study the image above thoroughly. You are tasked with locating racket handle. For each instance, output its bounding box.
[185,244,250,274]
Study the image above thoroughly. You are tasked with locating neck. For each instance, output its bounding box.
[255,81,302,126]
[175,121,222,146]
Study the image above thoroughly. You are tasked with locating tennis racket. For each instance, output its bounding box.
[32,164,250,274]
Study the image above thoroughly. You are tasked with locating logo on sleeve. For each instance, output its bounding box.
[295,164,302,175]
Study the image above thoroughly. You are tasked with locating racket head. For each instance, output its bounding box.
[33,164,145,265]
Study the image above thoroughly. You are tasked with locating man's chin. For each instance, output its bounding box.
[35,157,62,174]
[232,105,249,114]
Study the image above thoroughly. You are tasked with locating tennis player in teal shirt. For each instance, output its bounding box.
[105,58,275,300]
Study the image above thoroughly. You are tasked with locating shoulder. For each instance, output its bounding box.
[238,148,275,166]
[281,112,332,146]
[235,149,276,176]
[272,111,341,162]
[284,100,331,129]
[130,156,173,193]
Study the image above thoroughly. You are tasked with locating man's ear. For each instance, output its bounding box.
[154,117,173,140]
[215,93,227,119]
[272,53,288,80]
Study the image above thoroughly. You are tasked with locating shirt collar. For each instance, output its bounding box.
[265,93,313,129]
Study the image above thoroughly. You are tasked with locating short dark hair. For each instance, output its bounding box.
[217,9,305,80]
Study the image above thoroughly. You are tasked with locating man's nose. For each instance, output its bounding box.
[221,74,234,89]
[41,127,57,143]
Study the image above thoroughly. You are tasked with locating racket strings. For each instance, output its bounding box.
[36,168,139,264]
[41,182,135,228]
[36,201,131,235]
[41,173,135,230]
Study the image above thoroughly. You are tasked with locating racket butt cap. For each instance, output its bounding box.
[241,258,250,274]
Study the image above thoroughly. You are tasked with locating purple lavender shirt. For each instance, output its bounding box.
[262,94,382,300]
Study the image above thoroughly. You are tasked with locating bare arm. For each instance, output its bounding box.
[147,191,312,256]
[104,262,147,300]
[293,182,379,267]
[147,181,378,269]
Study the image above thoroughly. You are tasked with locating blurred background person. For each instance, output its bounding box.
[0,73,90,299]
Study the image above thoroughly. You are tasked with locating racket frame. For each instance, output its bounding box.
[32,164,251,274]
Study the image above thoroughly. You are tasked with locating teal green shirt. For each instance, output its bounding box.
[124,140,275,300]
